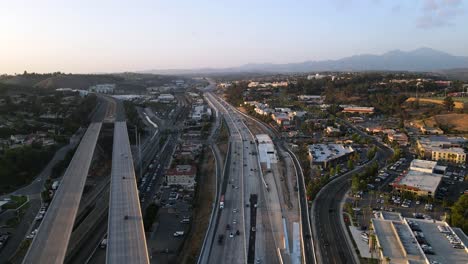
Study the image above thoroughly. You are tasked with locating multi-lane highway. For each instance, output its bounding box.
[203,92,279,264]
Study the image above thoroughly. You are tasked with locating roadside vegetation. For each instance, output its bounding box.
[449,194,468,234]
[0,144,55,194]
[143,203,160,231]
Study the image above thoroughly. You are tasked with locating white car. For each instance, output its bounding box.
[229,232,234,238]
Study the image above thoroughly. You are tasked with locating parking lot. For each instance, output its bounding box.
[349,156,467,229]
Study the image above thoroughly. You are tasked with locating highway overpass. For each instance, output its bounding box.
[106,121,149,264]
[22,122,103,264]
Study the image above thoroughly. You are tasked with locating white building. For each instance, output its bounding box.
[158,94,175,103]
[308,144,354,168]
[307,74,326,80]
[190,105,212,121]
[88,84,115,94]
[256,134,277,170]
[165,165,197,190]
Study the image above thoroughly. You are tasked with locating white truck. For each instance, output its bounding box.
[52,181,60,190]
[173,231,184,237]
[100,238,108,248]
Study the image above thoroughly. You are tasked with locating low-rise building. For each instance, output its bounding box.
[371,212,467,264]
[255,134,277,170]
[342,106,374,114]
[89,84,115,94]
[165,165,197,189]
[420,126,444,135]
[388,132,409,146]
[158,93,175,103]
[416,136,467,163]
[297,95,324,104]
[271,112,290,126]
[325,126,341,136]
[190,105,212,121]
[308,144,354,168]
[391,159,446,197]
[431,147,466,164]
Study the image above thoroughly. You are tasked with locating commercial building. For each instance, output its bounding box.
[341,106,374,114]
[308,144,354,168]
[88,84,115,94]
[371,212,467,264]
[255,134,277,170]
[416,136,467,163]
[157,94,175,103]
[297,95,324,104]
[190,105,212,121]
[431,147,466,164]
[391,159,446,197]
[387,132,409,146]
[165,165,197,190]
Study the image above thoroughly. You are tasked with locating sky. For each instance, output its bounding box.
[1,0,467,74]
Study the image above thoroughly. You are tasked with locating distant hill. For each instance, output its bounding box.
[435,68,468,81]
[144,47,468,75]
[0,74,123,90]
[34,74,122,89]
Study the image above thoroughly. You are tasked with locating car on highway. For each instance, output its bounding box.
[229,232,234,238]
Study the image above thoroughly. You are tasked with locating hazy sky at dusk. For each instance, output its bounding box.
[1,0,467,74]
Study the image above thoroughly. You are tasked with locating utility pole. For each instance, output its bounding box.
[139,132,142,181]
[135,125,141,180]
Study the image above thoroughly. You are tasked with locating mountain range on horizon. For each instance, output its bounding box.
[143,47,468,75]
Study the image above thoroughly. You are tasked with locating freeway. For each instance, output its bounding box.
[225,98,315,264]
[107,121,149,264]
[22,122,103,264]
[204,92,279,264]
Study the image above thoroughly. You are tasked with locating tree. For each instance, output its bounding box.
[351,174,361,193]
[450,194,468,234]
[347,159,354,170]
[444,96,455,111]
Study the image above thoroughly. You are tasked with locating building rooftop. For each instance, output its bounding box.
[166,165,197,176]
[394,170,443,194]
[308,144,354,163]
[372,219,427,264]
[256,134,277,169]
[410,219,468,264]
[410,159,438,173]
[432,146,466,154]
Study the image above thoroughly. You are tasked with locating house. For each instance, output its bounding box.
[271,113,290,126]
